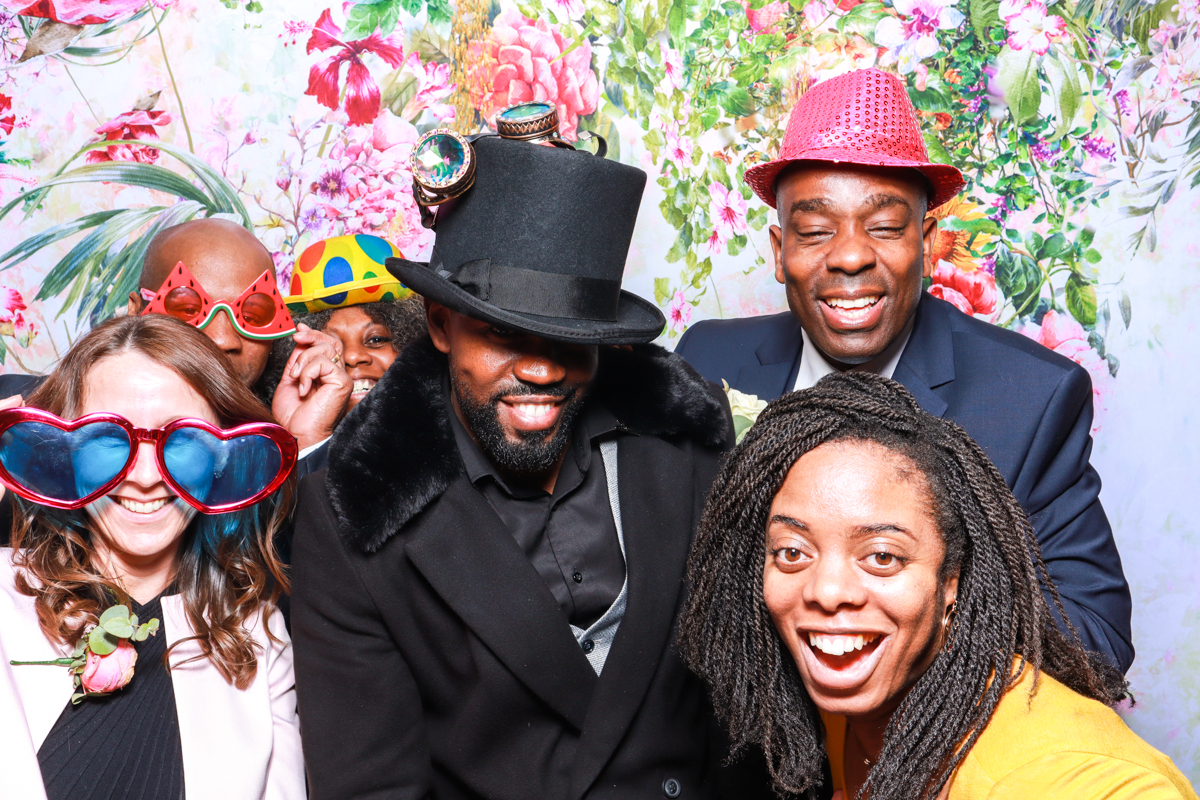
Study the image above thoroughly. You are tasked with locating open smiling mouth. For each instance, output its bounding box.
[115,497,172,515]
[807,632,884,670]
[821,295,882,326]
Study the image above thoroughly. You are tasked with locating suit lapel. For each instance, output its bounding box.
[568,435,695,798]
[404,475,598,730]
[892,297,955,417]
[735,313,804,401]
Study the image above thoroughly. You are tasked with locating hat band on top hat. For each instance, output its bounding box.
[436,257,621,322]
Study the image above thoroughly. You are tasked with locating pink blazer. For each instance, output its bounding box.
[0,549,306,800]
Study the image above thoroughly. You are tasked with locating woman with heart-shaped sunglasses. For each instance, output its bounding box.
[0,314,305,800]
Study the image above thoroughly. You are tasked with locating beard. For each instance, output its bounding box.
[451,369,589,477]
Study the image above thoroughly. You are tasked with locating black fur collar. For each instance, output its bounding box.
[326,336,731,552]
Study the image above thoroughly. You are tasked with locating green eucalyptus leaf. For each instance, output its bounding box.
[88,627,118,656]
[129,614,138,628]
[99,605,130,626]
[102,617,135,638]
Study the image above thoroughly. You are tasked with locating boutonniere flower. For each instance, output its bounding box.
[11,604,160,704]
[723,380,768,444]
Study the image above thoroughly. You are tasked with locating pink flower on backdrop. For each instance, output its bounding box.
[743,0,788,34]
[709,181,748,243]
[84,109,172,164]
[928,262,998,317]
[548,0,583,20]
[660,41,684,90]
[999,0,1066,54]
[305,9,405,127]
[399,52,456,123]
[668,290,692,333]
[476,11,599,141]
[0,285,31,345]
[664,127,694,168]
[0,0,144,25]
[1022,309,1109,428]
[874,0,964,73]
[272,251,294,289]
[0,93,14,136]
[280,19,312,46]
[80,639,137,694]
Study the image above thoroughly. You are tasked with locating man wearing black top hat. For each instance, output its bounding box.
[290,129,767,799]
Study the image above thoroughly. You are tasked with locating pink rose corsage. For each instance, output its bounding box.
[11,604,160,704]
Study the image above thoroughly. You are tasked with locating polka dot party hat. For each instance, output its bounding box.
[285,234,413,313]
[744,68,965,210]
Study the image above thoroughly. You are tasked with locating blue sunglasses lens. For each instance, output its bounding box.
[163,427,282,509]
[0,421,130,503]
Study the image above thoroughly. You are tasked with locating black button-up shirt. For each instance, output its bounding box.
[449,391,626,629]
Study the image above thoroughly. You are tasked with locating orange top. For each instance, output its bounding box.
[820,666,1197,799]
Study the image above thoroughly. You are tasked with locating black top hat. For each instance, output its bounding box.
[387,136,665,345]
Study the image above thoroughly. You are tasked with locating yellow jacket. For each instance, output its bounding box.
[824,665,1197,799]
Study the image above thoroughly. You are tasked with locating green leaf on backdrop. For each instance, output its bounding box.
[1039,232,1071,259]
[969,0,1002,41]
[578,110,621,162]
[922,131,955,165]
[720,87,755,118]
[1043,54,1082,140]
[1065,273,1097,325]
[668,2,686,40]
[654,277,672,305]
[344,0,402,39]
[994,247,1042,315]
[996,45,1042,126]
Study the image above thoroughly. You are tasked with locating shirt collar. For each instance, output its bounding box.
[793,314,915,392]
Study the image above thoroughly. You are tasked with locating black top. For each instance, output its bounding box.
[449,392,625,629]
[38,593,185,800]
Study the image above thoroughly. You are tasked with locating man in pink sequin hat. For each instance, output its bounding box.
[677,68,1134,673]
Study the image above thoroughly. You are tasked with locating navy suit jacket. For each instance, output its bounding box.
[676,295,1134,672]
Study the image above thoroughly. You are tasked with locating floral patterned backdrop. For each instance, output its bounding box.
[0,0,1197,779]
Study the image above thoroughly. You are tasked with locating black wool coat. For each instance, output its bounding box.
[291,337,770,800]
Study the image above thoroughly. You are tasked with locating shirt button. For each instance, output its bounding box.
[663,777,681,797]
[572,571,583,583]
[581,639,595,654]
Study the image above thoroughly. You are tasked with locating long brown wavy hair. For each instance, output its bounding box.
[10,314,294,689]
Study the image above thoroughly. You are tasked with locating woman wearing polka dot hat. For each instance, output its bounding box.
[281,234,425,413]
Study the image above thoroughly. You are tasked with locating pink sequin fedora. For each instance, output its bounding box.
[744,69,965,210]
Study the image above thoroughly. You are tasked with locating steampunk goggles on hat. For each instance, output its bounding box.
[0,408,297,514]
[410,101,607,228]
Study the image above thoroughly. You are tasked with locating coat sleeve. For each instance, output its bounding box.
[262,607,306,800]
[1013,365,1134,672]
[291,475,434,800]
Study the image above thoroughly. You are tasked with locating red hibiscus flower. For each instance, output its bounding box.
[928,262,998,316]
[84,109,172,164]
[0,94,15,137]
[0,0,146,25]
[304,9,404,127]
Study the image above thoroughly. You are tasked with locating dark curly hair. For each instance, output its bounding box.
[255,296,426,404]
[677,371,1128,800]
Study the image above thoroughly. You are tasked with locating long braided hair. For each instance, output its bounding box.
[677,372,1128,799]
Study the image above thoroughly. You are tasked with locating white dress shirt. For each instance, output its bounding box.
[793,317,915,392]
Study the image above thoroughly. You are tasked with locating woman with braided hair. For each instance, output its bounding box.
[678,372,1195,800]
